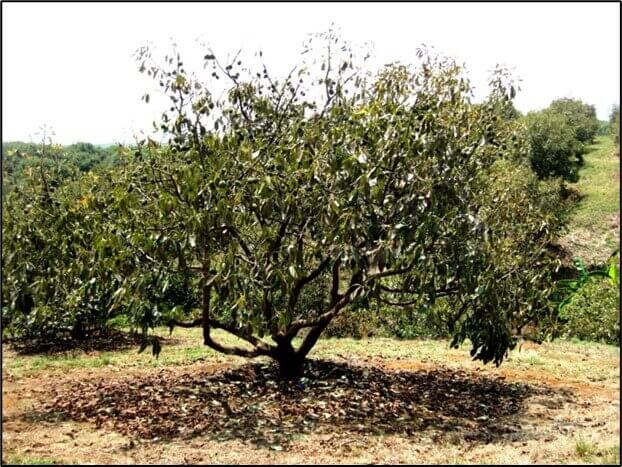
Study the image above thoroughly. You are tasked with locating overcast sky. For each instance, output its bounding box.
[2,2,620,145]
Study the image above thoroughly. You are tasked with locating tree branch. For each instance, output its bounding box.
[331,259,341,304]
[288,256,332,311]
[283,283,360,340]
[200,280,275,358]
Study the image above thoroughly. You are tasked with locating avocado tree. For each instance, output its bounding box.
[522,109,583,182]
[1,136,127,340]
[103,33,563,377]
[549,97,600,145]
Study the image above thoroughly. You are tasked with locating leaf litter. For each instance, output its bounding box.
[40,359,571,450]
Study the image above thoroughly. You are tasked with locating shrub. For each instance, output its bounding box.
[324,300,451,340]
[324,306,383,339]
[523,109,583,182]
[559,277,620,345]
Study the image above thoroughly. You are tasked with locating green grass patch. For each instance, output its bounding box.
[575,437,597,457]
[599,444,621,465]
[3,454,66,465]
[563,135,620,263]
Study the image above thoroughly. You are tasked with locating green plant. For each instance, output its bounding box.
[522,109,583,182]
[554,251,619,311]
[609,104,620,150]
[549,98,600,145]
[3,31,566,377]
[555,254,620,345]
[575,438,597,458]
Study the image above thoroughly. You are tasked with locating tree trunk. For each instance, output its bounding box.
[273,339,304,378]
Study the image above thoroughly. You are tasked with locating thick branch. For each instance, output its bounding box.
[288,256,332,311]
[294,286,358,360]
[283,283,360,340]
[198,246,274,356]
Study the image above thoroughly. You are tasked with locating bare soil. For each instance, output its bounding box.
[2,336,619,464]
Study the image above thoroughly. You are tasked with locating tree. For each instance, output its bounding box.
[4,33,564,376]
[1,139,127,340]
[523,109,583,182]
[108,33,564,377]
[549,97,600,145]
[609,104,620,150]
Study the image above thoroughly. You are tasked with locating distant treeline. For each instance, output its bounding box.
[2,141,124,189]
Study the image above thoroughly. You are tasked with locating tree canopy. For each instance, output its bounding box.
[548,97,600,145]
[2,33,566,376]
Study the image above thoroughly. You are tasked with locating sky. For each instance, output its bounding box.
[2,2,620,145]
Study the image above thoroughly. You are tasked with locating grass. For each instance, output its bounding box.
[561,135,620,263]
[3,327,619,384]
[2,455,65,465]
[573,439,620,464]
[600,444,621,465]
[575,437,597,457]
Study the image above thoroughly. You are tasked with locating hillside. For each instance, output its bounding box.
[560,136,620,264]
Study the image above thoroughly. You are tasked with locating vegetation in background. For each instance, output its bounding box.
[2,139,122,193]
[609,104,620,152]
[522,97,601,182]
[548,98,600,145]
[1,139,128,341]
[523,109,583,182]
[558,276,619,345]
[559,135,619,265]
[549,252,620,345]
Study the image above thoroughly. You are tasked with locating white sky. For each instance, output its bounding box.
[2,2,620,145]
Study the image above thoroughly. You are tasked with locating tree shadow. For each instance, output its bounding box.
[5,329,179,355]
[34,359,573,449]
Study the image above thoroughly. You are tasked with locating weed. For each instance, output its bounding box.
[575,437,596,457]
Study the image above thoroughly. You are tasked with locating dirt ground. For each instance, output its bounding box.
[2,331,620,464]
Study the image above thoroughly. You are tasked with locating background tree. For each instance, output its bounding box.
[2,139,126,340]
[609,104,620,152]
[549,97,600,145]
[2,140,121,193]
[522,109,583,182]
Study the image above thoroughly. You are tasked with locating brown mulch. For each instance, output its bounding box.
[38,360,572,449]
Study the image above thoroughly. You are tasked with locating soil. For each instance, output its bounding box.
[2,349,619,464]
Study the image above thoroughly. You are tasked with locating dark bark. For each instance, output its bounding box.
[273,337,304,378]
